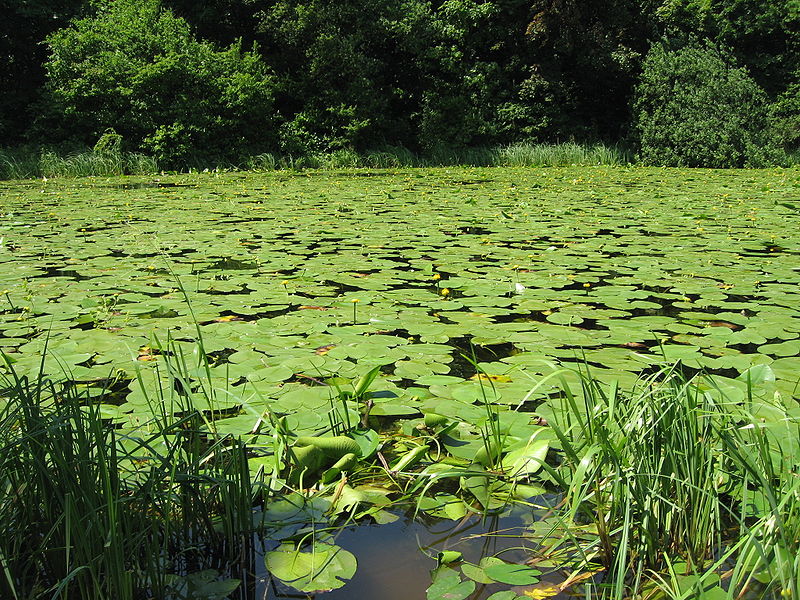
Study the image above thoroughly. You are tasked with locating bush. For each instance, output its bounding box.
[633,42,781,168]
[771,78,800,152]
[44,0,278,169]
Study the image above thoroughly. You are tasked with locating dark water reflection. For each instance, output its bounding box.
[255,508,534,600]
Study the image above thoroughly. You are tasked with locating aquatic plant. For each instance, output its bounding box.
[1,167,799,598]
[0,353,254,599]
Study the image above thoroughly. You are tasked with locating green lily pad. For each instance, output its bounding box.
[502,431,551,478]
[265,542,356,593]
[461,556,505,584]
[483,562,542,585]
[427,567,476,600]
[485,592,526,600]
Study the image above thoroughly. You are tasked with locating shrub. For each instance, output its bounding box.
[44,0,278,169]
[633,42,781,168]
[771,78,800,153]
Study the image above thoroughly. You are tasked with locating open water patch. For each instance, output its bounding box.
[252,505,560,600]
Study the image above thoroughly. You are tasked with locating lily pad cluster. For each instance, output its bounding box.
[1,166,800,597]
[1,168,798,408]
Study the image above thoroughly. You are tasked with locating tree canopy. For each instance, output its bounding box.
[1,0,797,167]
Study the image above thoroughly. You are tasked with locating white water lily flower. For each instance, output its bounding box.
[514,282,526,295]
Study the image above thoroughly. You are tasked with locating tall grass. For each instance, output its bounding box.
[0,149,40,180]
[545,367,724,598]
[540,365,800,600]
[496,142,631,167]
[2,141,632,179]
[244,152,278,171]
[424,145,498,167]
[288,142,630,170]
[713,392,800,600]
[363,145,418,168]
[39,149,158,178]
[0,352,256,600]
[0,148,158,179]
[342,142,629,169]
[785,148,800,166]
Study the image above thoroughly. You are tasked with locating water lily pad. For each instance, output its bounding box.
[418,493,469,520]
[427,567,476,600]
[502,432,551,478]
[483,562,542,585]
[485,592,525,600]
[265,542,356,593]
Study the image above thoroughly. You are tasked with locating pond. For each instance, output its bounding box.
[1,166,799,599]
[2,167,799,407]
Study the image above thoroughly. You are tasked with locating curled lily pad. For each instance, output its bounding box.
[437,551,463,565]
[502,431,551,479]
[350,427,380,459]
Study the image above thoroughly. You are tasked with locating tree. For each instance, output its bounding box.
[249,0,537,153]
[633,41,780,167]
[0,0,84,141]
[162,0,260,47]
[416,0,532,150]
[509,0,653,143]
[248,0,400,153]
[43,0,278,167]
[772,76,800,151]
[652,0,799,95]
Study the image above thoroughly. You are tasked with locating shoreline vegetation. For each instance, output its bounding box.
[2,351,798,600]
[4,1,798,182]
[2,141,799,181]
[1,142,630,180]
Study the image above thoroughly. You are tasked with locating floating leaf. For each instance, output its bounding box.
[461,556,505,584]
[350,427,380,459]
[437,551,463,565]
[484,563,542,586]
[265,542,356,593]
[166,570,241,600]
[488,593,526,600]
[427,567,476,600]
[503,432,551,478]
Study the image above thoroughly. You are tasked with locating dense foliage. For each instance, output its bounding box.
[1,0,798,168]
[43,0,277,166]
[634,42,780,167]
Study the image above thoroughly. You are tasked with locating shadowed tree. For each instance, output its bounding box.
[0,0,84,141]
